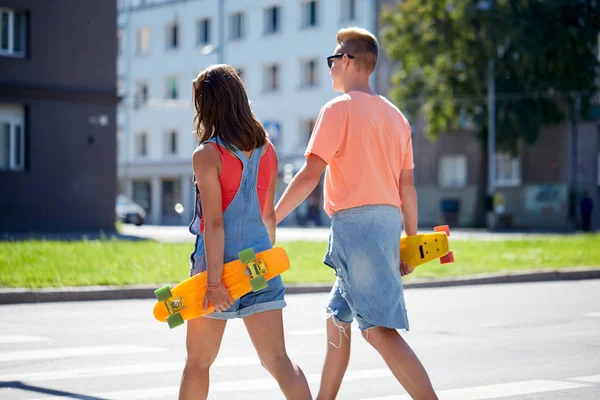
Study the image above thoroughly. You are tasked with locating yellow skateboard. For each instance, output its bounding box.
[153,247,289,329]
[400,225,454,268]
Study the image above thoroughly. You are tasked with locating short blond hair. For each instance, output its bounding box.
[336,27,379,73]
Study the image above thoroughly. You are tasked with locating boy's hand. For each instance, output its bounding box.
[400,261,414,276]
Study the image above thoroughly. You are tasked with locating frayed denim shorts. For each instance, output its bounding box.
[324,205,409,332]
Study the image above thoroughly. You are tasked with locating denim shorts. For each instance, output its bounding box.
[324,205,409,332]
[197,274,286,320]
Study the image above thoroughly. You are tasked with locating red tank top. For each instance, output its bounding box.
[199,142,276,232]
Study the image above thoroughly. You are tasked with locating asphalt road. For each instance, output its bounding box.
[1,280,599,399]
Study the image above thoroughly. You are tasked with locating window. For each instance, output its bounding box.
[264,6,281,34]
[302,1,319,28]
[264,64,280,92]
[341,0,357,22]
[117,129,123,160]
[0,104,25,171]
[135,132,148,157]
[165,130,178,155]
[197,18,211,45]
[0,8,27,57]
[117,28,124,56]
[132,180,151,214]
[166,76,179,100]
[495,152,521,186]
[166,22,179,50]
[136,28,150,54]
[229,12,245,40]
[303,119,316,143]
[301,59,318,88]
[597,153,600,185]
[135,81,149,107]
[438,155,467,188]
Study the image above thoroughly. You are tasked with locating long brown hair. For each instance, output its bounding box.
[192,64,266,151]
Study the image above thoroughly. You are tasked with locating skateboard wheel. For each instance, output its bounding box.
[440,251,454,264]
[434,225,450,236]
[154,286,173,302]
[239,248,257,264]
[167,313,184,329]
[250,276,268,292]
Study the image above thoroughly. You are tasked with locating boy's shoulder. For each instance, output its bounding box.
[322,94,353,111]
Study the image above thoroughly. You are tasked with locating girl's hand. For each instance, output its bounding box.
[203,284,234,312]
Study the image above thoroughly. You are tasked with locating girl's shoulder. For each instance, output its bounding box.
[193,142,221,169]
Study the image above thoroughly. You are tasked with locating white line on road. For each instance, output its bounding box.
[0,345,162,363]
[25,368,392,400]
[0,335,50,344]
[477,321,510,328]
[568,374,600,383]
[287,329,326,336]
[0,356,259,382]
[583,312,600,318]
[362,380,591,400]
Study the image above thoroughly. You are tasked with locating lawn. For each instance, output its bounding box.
[1,235,599,288]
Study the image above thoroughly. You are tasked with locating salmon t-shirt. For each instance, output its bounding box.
[305,91,414,217]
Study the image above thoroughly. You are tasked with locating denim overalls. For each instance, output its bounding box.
[188,137,286,319]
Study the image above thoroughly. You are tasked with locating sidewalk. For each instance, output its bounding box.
[118,224,571,243]
[2,267,599,305]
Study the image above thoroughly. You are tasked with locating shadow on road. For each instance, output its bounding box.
[0,380,108,399]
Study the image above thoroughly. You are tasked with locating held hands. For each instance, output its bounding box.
[203,282,234,312]
[400,261,414,277]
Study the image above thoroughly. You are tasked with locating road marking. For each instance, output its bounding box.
[0,345,162,363]
[0,356,259,382]
[568,374,600,383]
[287,329,325,336]
[583,312,600,318]
[362,380,591,400]
[0,335,50,344]
[477,321,510,328]
[25,368,392,399]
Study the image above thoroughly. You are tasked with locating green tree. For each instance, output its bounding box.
[381,0,599,149]
[381,0,600,224]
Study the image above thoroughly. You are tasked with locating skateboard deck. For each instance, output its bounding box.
[400,225,454,269]
[153,247,290,329]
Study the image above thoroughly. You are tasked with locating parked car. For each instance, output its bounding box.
[116,195,146,226]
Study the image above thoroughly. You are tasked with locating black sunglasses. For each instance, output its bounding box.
[326,53,354,69]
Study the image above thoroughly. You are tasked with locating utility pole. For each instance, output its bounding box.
[218,0,224,64]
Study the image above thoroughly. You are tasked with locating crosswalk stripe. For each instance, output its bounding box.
[0,335,50,344]
[568,374,600,383]
[361,380,592,400]
[25,368,393,400]
[0,345,162,363]
[0,356,259,382]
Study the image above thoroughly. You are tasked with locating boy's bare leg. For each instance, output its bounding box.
[317,317,352,400]
[363,326,438,400]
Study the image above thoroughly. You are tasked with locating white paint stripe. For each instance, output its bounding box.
[0,356,259,382]
[0,335,50,344]
[287,329,325,336]
[583,312,600,318]
[477,321,509,328]
[0,345,162,363]
[26,368,392,400]
[362,380,591,400]
[568,374,600,383]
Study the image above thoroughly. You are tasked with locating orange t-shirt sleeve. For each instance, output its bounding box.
[305,104,344,164]
[401,119,414,170]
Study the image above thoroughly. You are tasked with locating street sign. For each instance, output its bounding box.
[263,120,281,145]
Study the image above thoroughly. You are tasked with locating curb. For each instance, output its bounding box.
[1,267,599,305]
